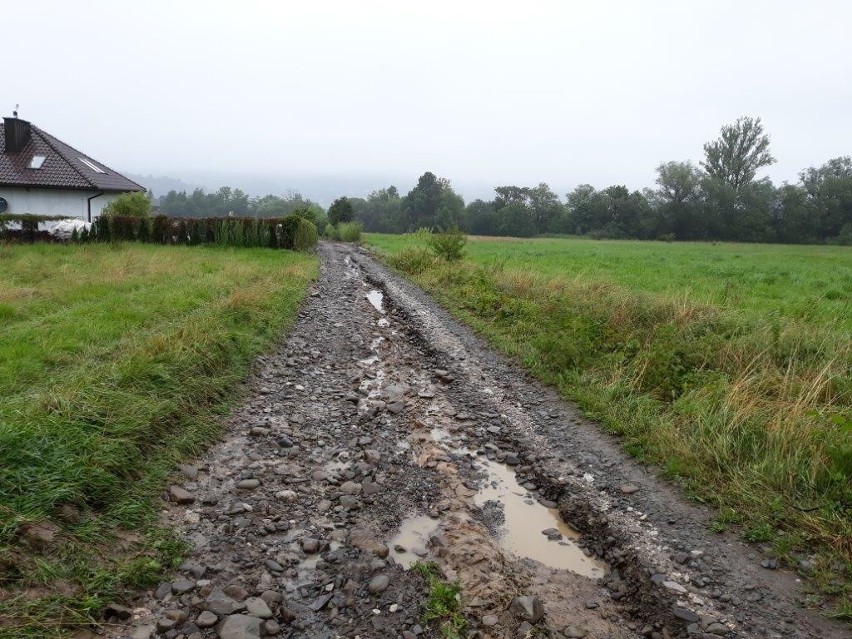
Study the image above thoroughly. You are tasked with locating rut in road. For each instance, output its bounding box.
[110,243,848,639]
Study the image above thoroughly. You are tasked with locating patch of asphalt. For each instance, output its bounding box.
[104,242,846,639]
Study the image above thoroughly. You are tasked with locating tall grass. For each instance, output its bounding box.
[370,234,852,604]
[0,244,317,636]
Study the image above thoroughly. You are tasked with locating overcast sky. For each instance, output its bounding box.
[5,1,852,200]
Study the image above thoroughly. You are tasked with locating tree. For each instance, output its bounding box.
[401,172,464,231]
[101,191,152,217]
[799,156,852,240]
[652,161,703,239]
[328,196,354,226]
[701,116,775,192]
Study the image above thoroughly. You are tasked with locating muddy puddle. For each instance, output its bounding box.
[387,515,440,569]
[474,458,605,578]
[366,289,385,313]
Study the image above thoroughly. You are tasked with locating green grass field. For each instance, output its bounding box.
[0,243,316,636]
[368,233,852,610]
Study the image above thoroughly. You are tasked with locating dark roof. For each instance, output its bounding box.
[0,121,144,193]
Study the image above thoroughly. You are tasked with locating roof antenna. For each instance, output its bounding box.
[13,104,19,118]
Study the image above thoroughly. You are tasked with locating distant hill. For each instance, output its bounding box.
[126,174,202,200]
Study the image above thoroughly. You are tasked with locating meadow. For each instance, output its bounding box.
[0,243,316,635]
[368,233,852,608]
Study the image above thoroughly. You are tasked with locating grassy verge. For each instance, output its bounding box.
[413,562,468,638]
[0,243,317,636]
[368,234,851,611]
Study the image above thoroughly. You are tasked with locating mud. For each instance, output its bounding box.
[105,242,848,639]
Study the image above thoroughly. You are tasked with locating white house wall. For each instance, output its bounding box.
[0,187,120,220]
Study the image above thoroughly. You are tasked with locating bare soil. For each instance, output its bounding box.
[105,242,848,639]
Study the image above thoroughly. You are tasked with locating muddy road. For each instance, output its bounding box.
[109,243,847,639]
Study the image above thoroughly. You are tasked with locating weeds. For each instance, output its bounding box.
[413,562,468,639]
[427,226,467,261]
[337,221,363,243]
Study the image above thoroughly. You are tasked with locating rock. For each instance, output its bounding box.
[155,582,172,601]
[510,595,545,623]
[350,526,390,558]
[236,479,261,490]
[672,606,700,623]
[387,401,405,414]
[619,484,640,495]
[155,618,175,633]
[563,625,587,639]
[339,495,360,509]
[206,589,242,615]
[131,625,155,639]
[263,620,281,635]
[264,559,284,572]
[301,537,320,553]
[368,574,390,593]
[171,577,195,594]
[674,552,691,564]
[260,590,283,604]
[223,584,249,601]
[482,614,499,627]
[704,622,730,635]
[169,485,195,504]
[504,453,520,466]
[362,482,380,495]
[663,580,687,594]
[244,597,273,619]
[340,481,362,495]
[196,610,218,628]
[276,489,298,503]
[104,603,133,620]
[541,528,562,540]
[164,609,189,625]
[249,426,270,436]
[760,558,779,570]
[364,449,381,464]
[277,435,294,448]
[219,614,261,639]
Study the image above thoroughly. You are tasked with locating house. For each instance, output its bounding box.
[0,116,144,221]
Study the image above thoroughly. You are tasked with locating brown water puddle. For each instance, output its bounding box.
[387,515,440,569]
[473,458,605,578]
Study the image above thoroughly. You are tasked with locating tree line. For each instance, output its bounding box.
[348,117,851,244]
[157,117,852,244]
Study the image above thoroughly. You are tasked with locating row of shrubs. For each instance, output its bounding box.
[79,215,318,251]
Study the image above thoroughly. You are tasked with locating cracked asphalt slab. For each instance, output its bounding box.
[106,242,847,639]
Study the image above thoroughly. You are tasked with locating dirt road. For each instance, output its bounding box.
[110,243,847,639]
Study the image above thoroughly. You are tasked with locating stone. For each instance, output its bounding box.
[264,559,284,572]
[219,614,261,639]
[236,479,261,490]
[619,484,640,495]
[705,622,730,635]
[104,603,133,620]
[263,620,281,635]
[368,574,390,593]
[196,610,218,628]
[171,577,195,594]
[223,584,249,601]
[155,582,172,600]
[504,453,520,466]
[276,489,298,503]
[339,495,360,509]
[340,481,362,495]
[244,597,273,619]
[510,595,545,623]
[206,589,242,615]
[482,614,499,627]
[672,606,700,623]
[563,626,587,639]
[169,485,195,504]
[301,537,320,553]
[760,558,779,570]
[155,618,175,633]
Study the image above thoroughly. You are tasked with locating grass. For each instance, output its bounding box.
[0,243,317,637]
[368,233,852,608]
[413,562,468,638]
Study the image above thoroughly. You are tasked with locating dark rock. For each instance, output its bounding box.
[510,595,545,623]
[219,614,261,639]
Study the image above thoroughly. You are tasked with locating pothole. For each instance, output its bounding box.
[387,514,440,569]
[366,289,385,313]
[473,458,606,578]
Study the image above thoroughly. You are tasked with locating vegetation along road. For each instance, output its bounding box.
[1,239,849,638]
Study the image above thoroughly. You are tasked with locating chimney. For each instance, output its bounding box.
[4,117,32,153]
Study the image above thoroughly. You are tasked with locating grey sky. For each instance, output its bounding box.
[6,0,851,201]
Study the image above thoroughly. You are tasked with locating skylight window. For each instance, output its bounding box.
[28,155,46,169]
[78,157,106,174]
